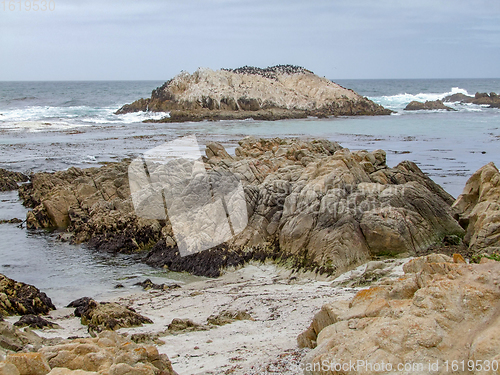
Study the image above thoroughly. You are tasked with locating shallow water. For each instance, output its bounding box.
[0,190,205,307]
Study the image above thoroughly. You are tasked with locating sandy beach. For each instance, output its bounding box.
[3,259,408,374]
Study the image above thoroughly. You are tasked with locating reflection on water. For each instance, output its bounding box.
[0,191,204,307]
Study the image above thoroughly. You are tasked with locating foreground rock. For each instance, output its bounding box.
[443,91,500,108]
[0,170,28,192]
[0,274,55,317]
[452,162,500,253]
[115,65,392,121]
[0,319,44,354]
[20,137,465,277]
[404,100,454,111]
[0,331,177,375]
[299,254,500,374]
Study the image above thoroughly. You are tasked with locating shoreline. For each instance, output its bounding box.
[4,259,408,374]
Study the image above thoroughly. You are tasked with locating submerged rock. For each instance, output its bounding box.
[0,274,55,317]
[404,100,455,111]
[115,65,392,121]
[299,254,500,374]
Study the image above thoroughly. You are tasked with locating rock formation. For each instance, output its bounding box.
[0,170,28,192]
[298,254,500,375]
[452,162,500,254]
[404,100,454,111]
[443,91,500,108]
[19,137,465,278]
[0,331,177,375]
[67,298,153,331]
[115,65,392,121]
[0,274,55,317]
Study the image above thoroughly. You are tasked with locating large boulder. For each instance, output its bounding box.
[299,254,500,374]
[115,65,392,120]
[452,162,500,253]
[0,275,55,317]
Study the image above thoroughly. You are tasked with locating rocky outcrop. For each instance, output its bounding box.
[443,91,500,108]
[115,65,392,121]
[0,274,55,317]
[18,163,162,253]
[404,100,454,111]
[0,319,44,354]
[299,254,500,374]
[452,162,500,253]
[0,331,177,375]
[67,298,153,331]
[20,137,463,277]
[0,170,28,192]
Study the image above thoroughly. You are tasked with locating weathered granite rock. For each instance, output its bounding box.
[452,162,500,253]
[0,170,28,192]
[38,332,177,375]
[21,137,464,277]
[115,65,392,121]
[0,362,20,375]
[404,100,455,111]
[0,320,43,353]
[19,163,162,252]
[299,254,500,374]
[0,274,55,317]
[3,352,50,375]
[79,300,153,331]
[46,370,98,375]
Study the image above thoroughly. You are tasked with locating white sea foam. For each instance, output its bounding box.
[0,104,170,130]
[369,87,473,111]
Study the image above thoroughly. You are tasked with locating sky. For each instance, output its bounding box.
[1,0,499,80]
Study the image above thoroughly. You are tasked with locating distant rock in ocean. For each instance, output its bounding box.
[115,65,392,121]
[404,99,455,111]
[443,91,500,108]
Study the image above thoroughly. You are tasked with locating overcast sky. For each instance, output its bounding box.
[1,0,499,80]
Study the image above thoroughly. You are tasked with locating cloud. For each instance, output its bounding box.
[0,0,499,80]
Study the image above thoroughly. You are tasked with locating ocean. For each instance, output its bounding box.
[0,78,499,304]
